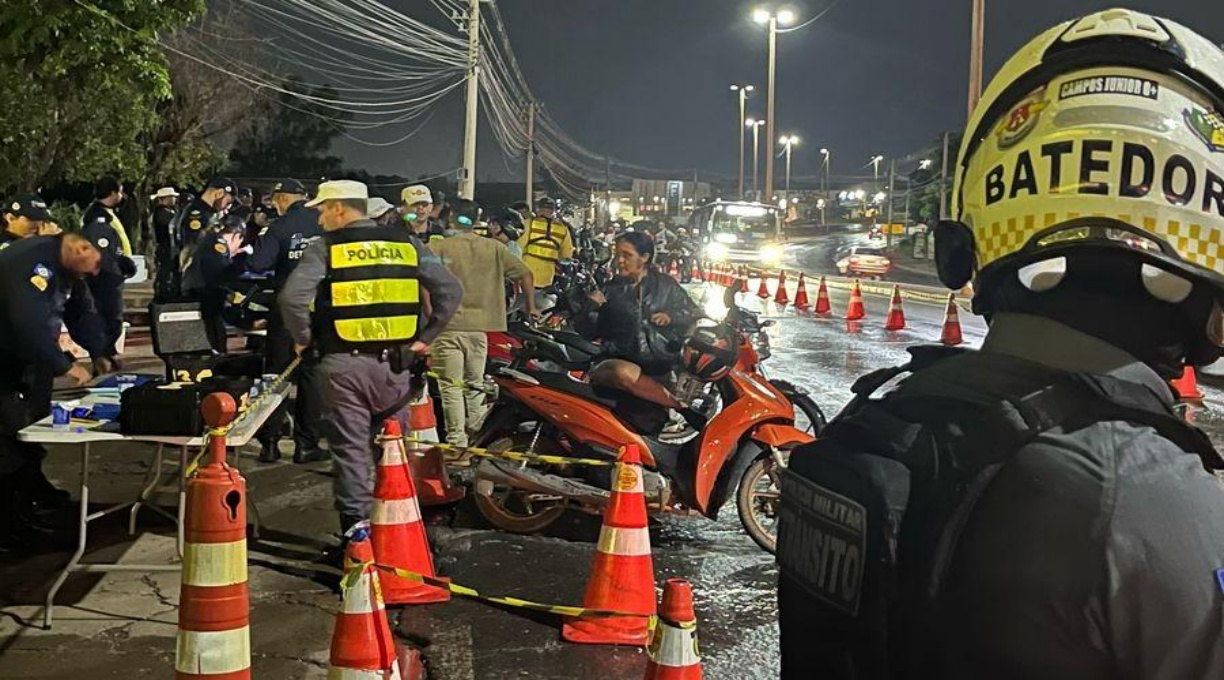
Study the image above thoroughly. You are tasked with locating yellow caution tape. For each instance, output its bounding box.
[400,436,615,467]
[354,561,656,622]
[186,357,303,476]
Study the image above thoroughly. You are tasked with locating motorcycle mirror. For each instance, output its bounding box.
[723,278,743,308]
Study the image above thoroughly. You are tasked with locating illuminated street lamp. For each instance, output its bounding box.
[747,118,766,199]
[779,134,800,197]
[730,83,755,199]
[752,6,798,206]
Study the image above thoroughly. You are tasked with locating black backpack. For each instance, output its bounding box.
[776,346,1221,680]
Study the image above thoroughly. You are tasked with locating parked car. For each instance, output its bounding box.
[835,246,893,278]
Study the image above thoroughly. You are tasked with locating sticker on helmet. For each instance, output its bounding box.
[1185,107,1224,153]
[1058,75,1159,101]
[996,89,1048,149]
[97,238,109,248]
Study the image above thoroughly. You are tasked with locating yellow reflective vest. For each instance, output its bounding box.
[315,224,422,353]
[522,217,567,263]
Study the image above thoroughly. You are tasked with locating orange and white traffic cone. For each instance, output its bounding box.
[814,276,831,315]
[669,260,680,281]
[1172,366,1205,402]
[793,273,810,309]
[644,579,703,680]
[845,279,866,321]
[328,524,402,679]
[691,262,702,282]
[562,443,656,646]
[940,294,963,346]
[177,393,250,680]
[756,272,771,299]
[774,269,790,306]
[739,267,749,294]
[372,419,450,605]
[884,285,906,331]
[404,391,464,506]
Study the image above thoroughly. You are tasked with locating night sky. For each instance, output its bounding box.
[329,0,1224,184]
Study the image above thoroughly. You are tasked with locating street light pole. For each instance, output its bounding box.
[780,135,799,197]
[748,119,764,199]
[525,101,535,207]
[459,0,482,199]
[968,0,985,116]
[731,84,754,200]
[754,7,795,206]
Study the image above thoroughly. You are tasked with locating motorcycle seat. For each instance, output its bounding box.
[525,368,619,409]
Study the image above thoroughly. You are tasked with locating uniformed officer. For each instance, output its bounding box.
[517,196,574,294]
[0,234,101,551]
[182,214,249,353]
[279,180,461,535]
[400,184,445,244]
[175,177,238,265]
[2,194,60,248]
[777,9,1224,679]
[81,177,137,357]
[149,187,181,302]
[247,179,326,464]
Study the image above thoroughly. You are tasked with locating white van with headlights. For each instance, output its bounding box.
[689,201,785,267]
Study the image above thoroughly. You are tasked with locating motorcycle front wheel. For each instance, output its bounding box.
[736,450,788,554]
[472,433,568,534]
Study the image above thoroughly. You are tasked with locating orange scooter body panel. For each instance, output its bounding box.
[493,376,655,467]
[752,423,816,449]
[692,369,795,514]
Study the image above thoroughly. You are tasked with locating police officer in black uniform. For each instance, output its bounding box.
[181,213,249,353]
[776,10,1224,679]
[247,179,327,463]
[175,177,238,267]
[81,177,137,357]
[149,187,181,302]
[0,233,102,551]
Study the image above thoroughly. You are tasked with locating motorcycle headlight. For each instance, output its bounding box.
[759,244,784,266]
[705,242,730,261]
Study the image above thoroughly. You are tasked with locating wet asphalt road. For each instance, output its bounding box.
[2,278,1220,680]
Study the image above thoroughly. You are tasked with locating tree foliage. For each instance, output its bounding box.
[0,0,205,195]
[228,79,350,179]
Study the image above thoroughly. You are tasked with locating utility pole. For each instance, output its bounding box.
[525,101,535,207]
[938,131,951,220]
[604,155,612,227]
[968,0,985,116]
[459,0,482,199]
[885,159,896,250]
[764,15,778,205]
[731,84,753,199]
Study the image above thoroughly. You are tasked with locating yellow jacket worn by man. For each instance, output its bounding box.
[517,197,573,288]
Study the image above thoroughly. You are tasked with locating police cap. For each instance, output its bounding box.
[4,194,52,221]
[271,178,307,196]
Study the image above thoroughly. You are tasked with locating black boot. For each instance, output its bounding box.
[292,443,329,464]
[258,439,281,463]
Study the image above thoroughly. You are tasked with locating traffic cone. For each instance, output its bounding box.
[328,525,402,679]
[177,393,250,680]
[562,443,656,646]
[774,270,790,306]
[405,391,464,506]
[845,279,866,321]
[1172,366,1205,402]
[669,260,680,280]
[814,276,831,315]
[793,273,810,309]
[644,579,703,680]
[691,262,702,282]
[739,267,749,293]
[940,294,963,346]
[756,272,771,299]
[884,285,906,331]
[372,419,450,605]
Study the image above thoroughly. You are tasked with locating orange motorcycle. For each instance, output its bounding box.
[471,284,824,552]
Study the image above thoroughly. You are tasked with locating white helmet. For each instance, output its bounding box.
[943,8,1223,352]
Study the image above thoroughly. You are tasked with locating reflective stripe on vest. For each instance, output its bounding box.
[524,218,563,262]
[318,226,423,352]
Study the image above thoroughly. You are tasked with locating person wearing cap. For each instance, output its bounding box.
[367,197,398,227]
[81,177,137,358]
[279,180,462,535]
[777,9,1224,678]
[175,177,237,262]
[2,194,61,249]
[431,198,536,446]
[181,213,251,353]
[400,184,445,244]
[148,187,181,302]
[517,196,574,294]
[0,233,102,551]
[247,178,327,463]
